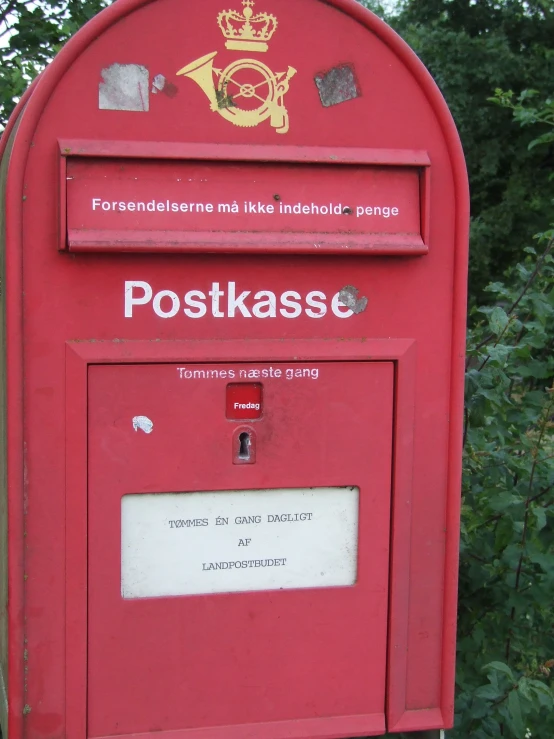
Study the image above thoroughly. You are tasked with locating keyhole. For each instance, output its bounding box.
[233,428,256,465]
[238,432,251,460]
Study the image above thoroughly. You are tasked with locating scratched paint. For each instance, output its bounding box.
[314,64,360,108]
[99,63,150,112]
[338,286,368,314]
[132,416,154,434]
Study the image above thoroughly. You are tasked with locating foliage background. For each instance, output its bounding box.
[1,0,554,736]
[0,0,111,127]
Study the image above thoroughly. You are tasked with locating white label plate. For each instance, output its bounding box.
[121,487,359,598]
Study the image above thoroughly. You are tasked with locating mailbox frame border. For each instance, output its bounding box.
[65,337,416,739]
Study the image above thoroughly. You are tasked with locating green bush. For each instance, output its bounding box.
[456,235,554,738]
[378,92,554,739]
[452,89,554,739]
[379,239,554,737]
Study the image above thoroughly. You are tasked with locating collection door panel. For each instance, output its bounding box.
[87,361,394,737]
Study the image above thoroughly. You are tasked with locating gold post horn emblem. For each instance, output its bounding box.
[177,1,296,134]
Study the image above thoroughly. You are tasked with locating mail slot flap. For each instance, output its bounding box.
[61,144,430,255]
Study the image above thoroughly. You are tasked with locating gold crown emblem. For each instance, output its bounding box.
[217,0,277,53]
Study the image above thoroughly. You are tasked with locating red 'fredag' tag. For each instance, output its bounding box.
[226,383,263,420]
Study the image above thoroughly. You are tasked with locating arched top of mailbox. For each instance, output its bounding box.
[7,0,466,173]
[3,0,469,259]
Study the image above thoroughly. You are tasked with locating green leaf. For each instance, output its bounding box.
[533,507,547,532]
[475,683,502,700]
[489,307,510,335]
[527,679,554,709]
[484,662,515,681]
[507,689,525,738]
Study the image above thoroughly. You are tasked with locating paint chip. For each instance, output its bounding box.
[314,64,360,108]
[338,286,368,315]
[133,416,154,434]
[152,73,178,98]
[152,74,166,94]
[99,63,150,112]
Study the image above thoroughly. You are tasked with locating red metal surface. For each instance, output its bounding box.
[0,75,42,739]
[88,360,393,737]
[0,1,469,738]
[65,157,424,254]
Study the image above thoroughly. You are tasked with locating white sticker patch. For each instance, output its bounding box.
[132,416,154,434]
[99,63,149,112]
[121,487,359,598]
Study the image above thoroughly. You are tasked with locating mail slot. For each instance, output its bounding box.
[0,1,469,739]
[64,153,428,253]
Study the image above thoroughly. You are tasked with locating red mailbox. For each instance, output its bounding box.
[0,1,469,738]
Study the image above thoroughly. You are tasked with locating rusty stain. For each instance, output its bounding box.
[314,64,361,108]
[99,63,150,112]
[339,286,368,315]
[164,82,178,98]
[215,89,236,109]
